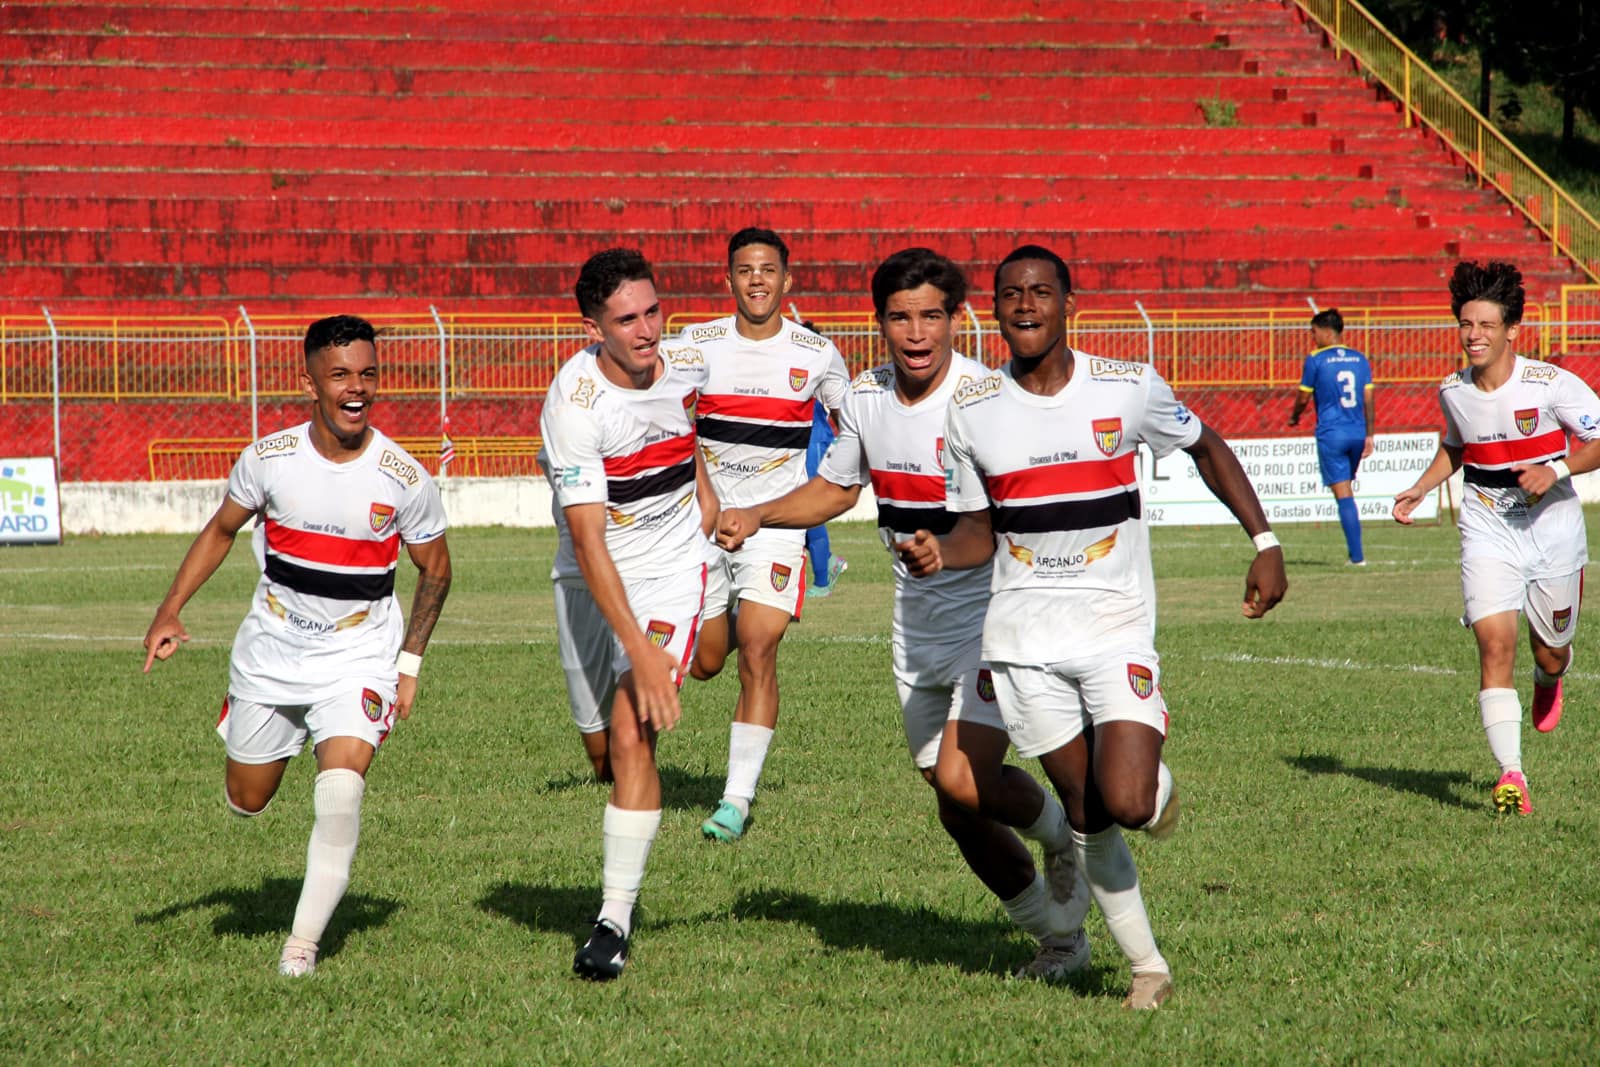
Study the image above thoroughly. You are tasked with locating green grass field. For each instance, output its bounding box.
[2,518,1597,1064]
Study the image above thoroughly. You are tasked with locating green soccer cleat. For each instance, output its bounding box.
[701,800,747,842]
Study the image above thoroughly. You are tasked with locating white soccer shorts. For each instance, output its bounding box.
[612,563,707,683]
[553,578,616,735]
[217,679,397,764]
[989,647,1170,760]
[703,533,808,621]
[896,637,1008,769]
[1461,556,1582,647]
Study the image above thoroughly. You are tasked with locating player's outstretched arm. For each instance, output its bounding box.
[566,501,682,733]
[142,497,254,673]
[716,475,861,552]
[1288,388,1310,427]
[394,534,452,720]
[1183,426,1286,618]
[1392,444,1461,525]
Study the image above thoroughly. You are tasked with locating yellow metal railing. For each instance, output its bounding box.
[5,301,1596,406]
[1292,0,1600,283]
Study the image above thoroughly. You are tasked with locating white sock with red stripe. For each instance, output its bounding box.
[722,723,773,818]
[290,768,365,947]
[1478,688,1522,774]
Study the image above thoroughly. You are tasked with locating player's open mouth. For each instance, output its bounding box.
[339,401,366,419]
[900,347,934,368]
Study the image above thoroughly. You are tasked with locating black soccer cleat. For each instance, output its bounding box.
[573,918,629,981]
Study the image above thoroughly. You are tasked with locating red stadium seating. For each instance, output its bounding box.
[0,0,1590,480]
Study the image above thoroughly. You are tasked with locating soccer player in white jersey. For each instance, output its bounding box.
[142,315,452,978]
[899,246,1287,1009]
[1393,261,1600,816]
[716,248,1092,980]
[684,228,850,843]
[541,248,716,980]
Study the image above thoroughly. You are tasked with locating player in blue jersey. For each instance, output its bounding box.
[1289,309,1375,565]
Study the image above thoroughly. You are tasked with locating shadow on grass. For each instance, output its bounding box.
[1286,753,1484,811]
[724,887,1090,981]
[538,763,766,814]
[134,877,399,959]
[478,882,601,947]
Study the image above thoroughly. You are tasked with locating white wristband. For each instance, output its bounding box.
[1252,531,1281,553]
[1551,460,1572,482]
[396,651,422,677]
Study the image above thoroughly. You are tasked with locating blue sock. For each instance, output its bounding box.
[1336,496,1362,562]
[806,525,831,584]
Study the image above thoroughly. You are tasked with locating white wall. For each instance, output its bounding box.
[60,477,884,535]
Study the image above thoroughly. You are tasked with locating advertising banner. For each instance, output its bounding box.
[1141,432,1441,526]
[1,457,63,544]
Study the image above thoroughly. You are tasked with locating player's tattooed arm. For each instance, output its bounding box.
[1183,425,1287,618]
[395,534,452,720]
[142,496,254,673]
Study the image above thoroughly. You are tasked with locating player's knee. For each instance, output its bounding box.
[224,784,272,818]
[689,654,723,682]
[935,790,983,832]
[589,754,614,783]
[931,762,982,813]
[1101,783,1156,830]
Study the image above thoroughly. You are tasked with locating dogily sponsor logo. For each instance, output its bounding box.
[379,450,419,486]
[254,432,299,457]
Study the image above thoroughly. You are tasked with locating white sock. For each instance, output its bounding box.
[599,804,661,937]
[721,722,774,817]
[1000,872,1074,945]
[290,768,365,947]
[1017,790,1072,854]
[1479,688,1522,774]
[1075,826,1168,975]
[1139,762,1175,833]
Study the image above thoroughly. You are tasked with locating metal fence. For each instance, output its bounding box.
[4,293,1599,481]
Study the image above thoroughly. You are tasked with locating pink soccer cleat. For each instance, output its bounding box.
[1531,676,1564,734]
[1492,770,1532,816]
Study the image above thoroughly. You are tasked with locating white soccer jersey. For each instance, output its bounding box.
[1441,355,1600,575]
[540,342,709,580]
[944,353,1202,665]
[819,354,992,684]
[687,315,849,546]
[225,423,447,705]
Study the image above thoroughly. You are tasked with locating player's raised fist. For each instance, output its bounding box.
[715,507,761,551]
[894,529,943,578]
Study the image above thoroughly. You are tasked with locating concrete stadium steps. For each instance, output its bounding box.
[0,92,1405,132]
[2,11,1232,47]
[5,224,1540,267]
[10,256,1572,304]
[0,62,1365,99]
[1,34,1252,75]
[0,183,1527,231]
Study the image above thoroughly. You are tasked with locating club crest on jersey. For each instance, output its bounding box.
[1127,664,1154,699]
[935,436,945,468]
[361,688,384,722]
[1553,607,1572,633]
[369,502,396,534]
[770,562,792,592]
[788,367,809,392]
[976,669,996,703]
[1514,408,1539,436]
[645,620,676,648]
[1092,418,1124,456]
